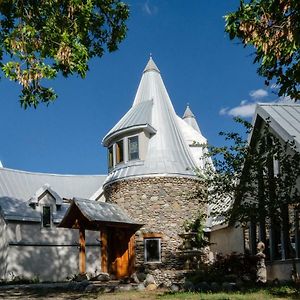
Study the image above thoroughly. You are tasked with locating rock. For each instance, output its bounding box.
[73,273,88,282]
[195,281,210,292]
[67,281,78,290]
[170,284,179,292]
[131,272,140,283]
[210,282,220,292]
[137,272,147,282]
[144,274,156,286]
[91,272,110,282]
[137,283,146,291]
[78,280,90,288]
[119,284,132,291]
[222,282,236,291]
[146,283,157,291]
[85,284,96,292]
[183,280,194,291]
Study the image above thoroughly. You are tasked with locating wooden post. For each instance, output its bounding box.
[101,229,108,273]
[79,226,86,274]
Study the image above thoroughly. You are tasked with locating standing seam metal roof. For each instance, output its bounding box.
[103,58,201,184]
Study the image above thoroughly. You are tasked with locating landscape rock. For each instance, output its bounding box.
[130,272,140,283]
[170,284,179,292]
[146,283,157,291]
[210,282,220,292]
[183,280,194,291]
[91,272,110,282]
[195,281,210,292]
[144,274,156,286]
[137,283,146,291]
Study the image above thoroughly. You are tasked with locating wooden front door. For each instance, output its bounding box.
[108,229,135,278]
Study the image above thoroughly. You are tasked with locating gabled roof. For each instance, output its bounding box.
[251,103,300,150]
[103,57,198,184]
[59,198,143,230]
[29,183,63,205]
[182,105,202,134]
[0,167,106,201]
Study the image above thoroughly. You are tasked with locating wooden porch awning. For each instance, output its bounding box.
[59,198,143,231]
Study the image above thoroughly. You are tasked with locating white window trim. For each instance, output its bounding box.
[128,134,140,161]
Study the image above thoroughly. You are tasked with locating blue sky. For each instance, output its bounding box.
[0,0,282,174]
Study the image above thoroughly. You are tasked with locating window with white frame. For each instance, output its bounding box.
[144,238,161,263]
[42,206,51,228]
[128,136,139,160]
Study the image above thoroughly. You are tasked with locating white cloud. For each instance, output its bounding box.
[249,88,268,99]
[219,101,256,118]
[142,1,158,15]
[277,95,293,103]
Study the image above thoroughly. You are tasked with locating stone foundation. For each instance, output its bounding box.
[104,176,204,276]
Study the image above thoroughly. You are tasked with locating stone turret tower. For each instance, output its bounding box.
[102,58,209,280]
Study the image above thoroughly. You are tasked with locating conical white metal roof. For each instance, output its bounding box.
[183,105,202,134]
[103,58,209,185]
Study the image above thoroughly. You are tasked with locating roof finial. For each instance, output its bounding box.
[150,52,152,59]
[187,102,190,107]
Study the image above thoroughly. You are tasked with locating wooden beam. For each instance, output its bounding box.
[79,226,86,274]
[101,229,108,273]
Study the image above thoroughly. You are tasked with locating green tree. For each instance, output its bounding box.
[0,0,129,108]
[225,0,300,100]
[199,118,300,229]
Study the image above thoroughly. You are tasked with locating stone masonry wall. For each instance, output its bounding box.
[104,176,204,277]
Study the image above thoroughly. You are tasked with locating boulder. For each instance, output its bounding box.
[183,280,194,291]
[146,283,157,291]
[170,284,179,292]
[130,272,140,283]
[91,272,110,282]
[137,283,146,291]
[195,281,210,292]
[144,274,156,286]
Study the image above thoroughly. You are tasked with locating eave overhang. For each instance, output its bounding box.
[102,123,156,147]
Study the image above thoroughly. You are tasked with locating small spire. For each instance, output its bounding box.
[183,104,195,119]
[143,55,160,73]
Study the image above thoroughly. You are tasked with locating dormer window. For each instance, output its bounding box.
[128,136,139,160]
[42,206,51,228]
[116,140,124,164]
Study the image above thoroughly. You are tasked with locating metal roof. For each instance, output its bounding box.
[251,103,300,150]
[182,105,202,134]
[0,196,69,223]
[0,167,106,201]
[60,198,142,229]
[103,57,208,184]
[103,100,155,146]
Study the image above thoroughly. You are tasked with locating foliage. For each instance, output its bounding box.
[225,0,300,101]
[183,212,210,249]
[0,0,129,108]
[187,252,256,285]
[198,117,300,226]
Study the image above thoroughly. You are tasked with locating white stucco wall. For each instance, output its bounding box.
[266,260,300,281]
[209,226,244,256]
[4,221,101,282]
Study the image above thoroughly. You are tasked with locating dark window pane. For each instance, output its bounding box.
[145,238,160,262]
[42,206,51,227]
[108,146,114,168]
[128,136,139,160]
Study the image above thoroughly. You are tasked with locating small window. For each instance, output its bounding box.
[144,238,161,263]
[42,206,51,228]
[128,136,139,160]
[108,146,114,168]
[116,140,124,164]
